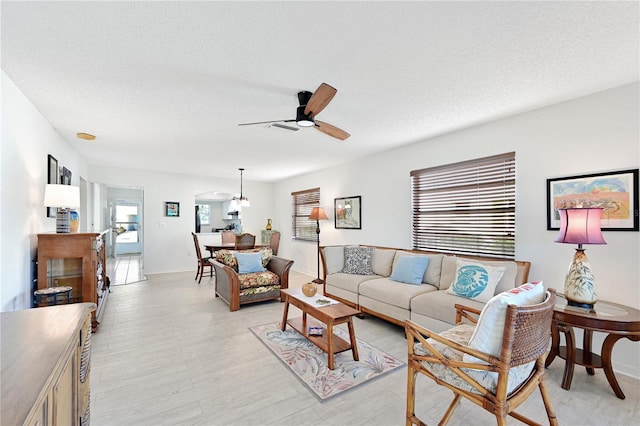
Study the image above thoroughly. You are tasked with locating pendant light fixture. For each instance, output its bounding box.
[232,168,250,208]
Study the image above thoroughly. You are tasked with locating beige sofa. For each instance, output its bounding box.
[319,245,531,332]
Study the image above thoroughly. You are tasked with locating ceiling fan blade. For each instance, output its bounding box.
[304,83,337,117]
[238,119,295,126]
[315,120,350,140]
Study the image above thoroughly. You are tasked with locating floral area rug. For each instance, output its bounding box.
[249,321,405,402]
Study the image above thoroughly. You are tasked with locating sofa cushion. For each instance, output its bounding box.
[237,270,280,290]
[440,256,518,295]
[389,255,431,285]
[392,252,443,287]
[359,277,437,310]
[236,252,266,274]
[446,259,506,303]
[464,281,546,364]
[342,246,374,275]
[324,246,345,274]
[372,248,396,277]
[414,324,535,395]
[325,272,377,293]
[411,290,486,325]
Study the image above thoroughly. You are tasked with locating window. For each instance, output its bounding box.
[196,204,210,226]
[411,152,516,258]
[292,187,320,241]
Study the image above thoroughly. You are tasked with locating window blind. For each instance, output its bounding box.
[292,187,320,241]
[411,152,516,258]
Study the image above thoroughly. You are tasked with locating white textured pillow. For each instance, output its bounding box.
[372,248,396,277]
[464,281,546,363]
[323,246,345,274]
[446,259,506,303]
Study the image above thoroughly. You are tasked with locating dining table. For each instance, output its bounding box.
[204,243,268,257]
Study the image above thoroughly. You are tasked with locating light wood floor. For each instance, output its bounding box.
[91,270,640,425]
[107,255,146,286]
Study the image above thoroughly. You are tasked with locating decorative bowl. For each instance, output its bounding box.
[302,282,318,297]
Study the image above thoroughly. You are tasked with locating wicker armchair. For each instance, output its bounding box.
[211,253,293,311]
[405,289,557,426]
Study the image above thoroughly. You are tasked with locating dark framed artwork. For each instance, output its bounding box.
[335,196,361,229]
[61,167,72,185]
[165,201,180,217]
[47,155,58,217]
[546,168,639,231]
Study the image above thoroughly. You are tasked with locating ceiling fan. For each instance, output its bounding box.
[238,83,350,140]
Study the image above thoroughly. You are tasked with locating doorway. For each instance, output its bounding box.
[113,200,142,254]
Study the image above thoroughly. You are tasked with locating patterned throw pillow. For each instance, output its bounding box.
[341,246,374,275]
[216,250,238,270]
[446,259,506,303]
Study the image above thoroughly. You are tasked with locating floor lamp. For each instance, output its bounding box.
[309,207,328,284]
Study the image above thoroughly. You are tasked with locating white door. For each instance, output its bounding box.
[113,201,142,255]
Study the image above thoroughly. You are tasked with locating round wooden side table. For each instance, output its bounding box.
[545,293,640,399]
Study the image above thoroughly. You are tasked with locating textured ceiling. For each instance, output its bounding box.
[2,1,638,182]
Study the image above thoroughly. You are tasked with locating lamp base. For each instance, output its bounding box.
[56,209,71,233]
[564,248,597,308]
[312,278,324,284]
[567,300,595,310]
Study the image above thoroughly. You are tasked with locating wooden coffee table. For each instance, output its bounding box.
[545,293,640,399]
[280,288,360,370]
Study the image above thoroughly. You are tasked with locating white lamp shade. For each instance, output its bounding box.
[44,184,80,208]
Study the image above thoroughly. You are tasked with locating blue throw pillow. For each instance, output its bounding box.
[389,255,430,285]
[236,252,266,274]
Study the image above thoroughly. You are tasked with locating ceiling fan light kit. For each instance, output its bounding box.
[239,82,350,140]
[295,106,315,127]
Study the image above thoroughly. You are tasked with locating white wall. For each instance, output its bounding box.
[275,82,639,377]
[88,167,275,275]
[1,71,87,311]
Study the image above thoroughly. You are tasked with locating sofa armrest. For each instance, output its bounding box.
[267,256,294,291]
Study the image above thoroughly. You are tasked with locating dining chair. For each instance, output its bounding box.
[405,289,558,426]
[269,231,281,255]
[234,233,256,250]
[191,232,214,284]
[221,230,235,245]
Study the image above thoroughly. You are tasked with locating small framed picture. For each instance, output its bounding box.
[165,201,180,217]
[47,154,58,218]
[334,196,361,229]
[61,167,72,185]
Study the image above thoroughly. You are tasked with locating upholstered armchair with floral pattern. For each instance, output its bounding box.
[210,248,294,311]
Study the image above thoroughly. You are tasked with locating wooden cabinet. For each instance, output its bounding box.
[1,303,95,426]
[37,231,109,331]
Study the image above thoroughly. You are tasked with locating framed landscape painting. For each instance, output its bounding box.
[335,196,361,229]
[546,169,639,231]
